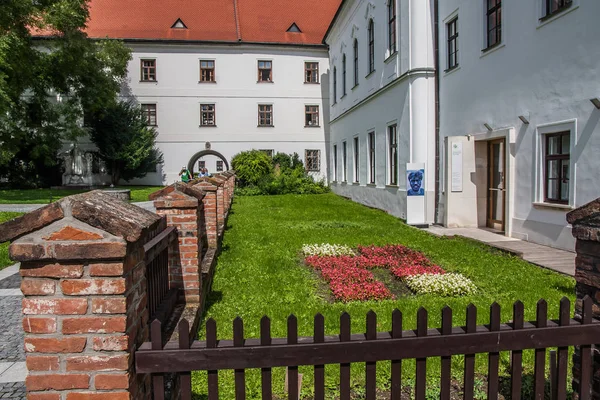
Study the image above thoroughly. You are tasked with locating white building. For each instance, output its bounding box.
[438,0,600,250]
[324,0,437,224]
[75,0,341,185]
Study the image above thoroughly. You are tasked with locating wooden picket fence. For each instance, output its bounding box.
[135,297,598,400]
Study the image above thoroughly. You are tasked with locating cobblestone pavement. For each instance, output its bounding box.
[0,270,25,399]
[0,382,25,398]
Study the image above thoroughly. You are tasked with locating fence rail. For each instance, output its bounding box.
[136,297,596,400]
[144,225,177,321]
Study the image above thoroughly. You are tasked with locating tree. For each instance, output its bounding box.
[231,150,274,187]
[0,0,131,187]
[88,101,163,186]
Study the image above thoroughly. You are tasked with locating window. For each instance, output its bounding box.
[258,104,273,126]
[368,132,375,184]
[141,59,156,81]
[342,54,347,96]
[200,60,215,82]
[388,125,398,185]
[141,104,157,126]
[216,160,224,172]
[260,149,274,158]
[368,19,375,74]
[353,39,359,87]
[198,160,206,170]
[353,137,359,182]
[305,62,319,83]
[544,132,570,204]
[333,66,337,103]
[258,60,272,82]
[305,150,320,172]
[200,104,216,126]
[388,0,397,54]
[447,18,458,70]
[333,145,338,181]
[544,0,572,18]
[305,105,319,127]
[342,141,347,182]
[486,0,502,49]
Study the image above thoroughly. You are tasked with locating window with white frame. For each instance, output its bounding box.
[141,104,157,126]
[447,17,458,70]
[544,131,570,204]
[388,0,397,54]
[485,0,502,49]
[368,132,375,184]
[342,141,347,182]
[543,0,573,19]
[333,145,338,181]
[200,104,215,126]
[388,125,398,185]
[216,160,224,172]
[353,136,359,183]
[305,150,320,172]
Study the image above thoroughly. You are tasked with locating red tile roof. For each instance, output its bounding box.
[78,0,341,46]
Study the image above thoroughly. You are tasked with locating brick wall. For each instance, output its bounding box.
[192,179,219,249]
[150,183,206,303]
[0,191,163,400]
[567,198,600,398]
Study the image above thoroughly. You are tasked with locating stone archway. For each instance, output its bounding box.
[187,149,230,175]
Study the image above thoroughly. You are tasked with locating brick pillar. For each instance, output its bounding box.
[567,198,600,399]
[193,180,219,248]
[150,183,205,303]
[0,191,162,400]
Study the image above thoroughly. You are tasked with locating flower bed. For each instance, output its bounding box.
[304,244,476,301]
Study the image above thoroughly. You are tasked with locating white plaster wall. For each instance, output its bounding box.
[438,0,600,250]
[325,0,437,223]
[90,43,331,184]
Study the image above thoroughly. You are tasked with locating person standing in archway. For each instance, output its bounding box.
[179,166,192,183]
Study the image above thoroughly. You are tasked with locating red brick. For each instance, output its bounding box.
[92,336,129,351]
[24,337,86,353]
[178,245,198,253]
[89,263,124,277]
[61,279,126,295]
[66,392,130,400]
[23,317,56,334]
[23,298,88,315]
[94,373,129,389]
[26,373,89,390]
[44,226,103,241]
[52,242,127,260]
[91,298,127,314]
[27,393,61,400]
[20,263,83,278]
[183,280,200,289]
[26,355,59,371]
[21,279,55,296]
[62,316,126,334]
[66,354,128,371]
[180,252,198,259]
[170,215,197,223]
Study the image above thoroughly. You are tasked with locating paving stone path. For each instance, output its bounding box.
[0,265,25,399]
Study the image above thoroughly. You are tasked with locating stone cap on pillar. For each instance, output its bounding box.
[0,190,163,262]
[149,182,205,209]
[567,197,600,242]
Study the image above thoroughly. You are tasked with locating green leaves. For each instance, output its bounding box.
[87,101,163,185]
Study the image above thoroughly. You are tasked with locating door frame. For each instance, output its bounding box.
[487,138,506,232]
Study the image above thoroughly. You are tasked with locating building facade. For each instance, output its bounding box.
[72,0,340,185]
[324,0,437,224]
[438,0,600,250]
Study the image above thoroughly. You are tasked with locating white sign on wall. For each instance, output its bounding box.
[451,142,463,192]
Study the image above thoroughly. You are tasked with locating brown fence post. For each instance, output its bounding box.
[150,183,206,304]
[567,198,600,399]
[0,191,162,400]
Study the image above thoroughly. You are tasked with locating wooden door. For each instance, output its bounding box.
[487,139,505,231]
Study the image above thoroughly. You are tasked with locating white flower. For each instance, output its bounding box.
[302,243,355,257]
[404,273,477,296]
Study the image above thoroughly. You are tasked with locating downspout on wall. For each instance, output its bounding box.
[433,0,441,224]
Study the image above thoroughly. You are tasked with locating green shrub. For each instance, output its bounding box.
[231,150,330,195]
[231,150,273,187]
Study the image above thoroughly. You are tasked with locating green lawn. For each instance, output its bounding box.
[0,212,24,270]
[192,194,575,399]
[0,186,164,204]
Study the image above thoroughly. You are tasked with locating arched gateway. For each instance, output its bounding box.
[187,149,230,175]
